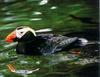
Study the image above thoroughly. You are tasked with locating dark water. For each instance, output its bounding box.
[0,0,99,77]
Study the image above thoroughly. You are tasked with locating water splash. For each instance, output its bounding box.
[50,6,57,10]
[30,18,42,21]
[32,12,42,15]
[38,0,48,5]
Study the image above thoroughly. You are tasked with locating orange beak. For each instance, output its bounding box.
[5,31,16,43]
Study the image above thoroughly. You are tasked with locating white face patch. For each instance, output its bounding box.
[16,27,36,39]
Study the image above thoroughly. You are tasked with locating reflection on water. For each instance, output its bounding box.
[0,0,99,77]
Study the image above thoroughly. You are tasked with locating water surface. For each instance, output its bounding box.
[0,0,99,77]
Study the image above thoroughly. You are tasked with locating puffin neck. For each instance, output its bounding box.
[18,31,36,42]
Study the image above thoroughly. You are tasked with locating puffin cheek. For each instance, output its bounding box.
[5,31,16,43]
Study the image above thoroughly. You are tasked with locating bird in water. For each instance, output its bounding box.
[5,26,88,56]
[69,14,99,24]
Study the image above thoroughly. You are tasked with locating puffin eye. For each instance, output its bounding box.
[20,32,23,34]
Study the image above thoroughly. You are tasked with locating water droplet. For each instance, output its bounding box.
[32,12,42,15]
[30,18,42,21]
[50,6,57,9]
[38,0,48,5]
[36,61,40,64]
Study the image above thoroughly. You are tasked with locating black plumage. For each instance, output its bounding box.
[16,31,47,55]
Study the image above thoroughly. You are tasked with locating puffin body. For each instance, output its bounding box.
[16,32,46,55]
[5,26,88,55]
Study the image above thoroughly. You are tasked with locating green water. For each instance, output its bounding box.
[0,0,99,77]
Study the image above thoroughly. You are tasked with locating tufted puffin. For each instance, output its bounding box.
[5,26,88,56]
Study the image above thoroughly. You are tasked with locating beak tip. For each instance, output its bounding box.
[5,38,13,43]
[5,31,16,43]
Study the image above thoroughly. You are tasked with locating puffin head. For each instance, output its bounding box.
[5,26,36,43]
